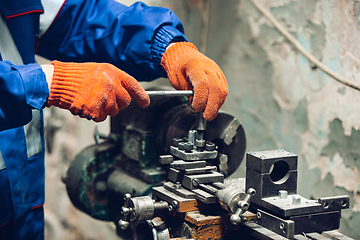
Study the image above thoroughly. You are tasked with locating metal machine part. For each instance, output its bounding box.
[64,89,352,240]
[64,88,246,223]
[117,122,255,237]
[111,87,246,177]
[246,149,350,238]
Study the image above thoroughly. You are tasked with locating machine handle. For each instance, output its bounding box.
[146,90,194,97]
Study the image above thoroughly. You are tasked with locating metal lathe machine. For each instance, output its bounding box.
[63,88,353,240]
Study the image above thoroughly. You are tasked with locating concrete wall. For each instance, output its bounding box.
[42,0,360,239]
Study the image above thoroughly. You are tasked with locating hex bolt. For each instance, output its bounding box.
[292,195,301,205]
[205,142,215,151]
[172,138,182,147]
[175,182,181,189]
[277,149,284,152]
[278,190,288,199]
[195,139,205,148]
[260,155,266,158]
[184,142,194,152]
[178,142,186,150]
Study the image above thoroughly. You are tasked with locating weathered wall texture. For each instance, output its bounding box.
[183,0,360,237]
[42,0,360,239]
[157,0,360,237]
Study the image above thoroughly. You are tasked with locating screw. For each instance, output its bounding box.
[175,182,181,189]
[280,223,285,230]
[192,178,199,187]
[260,155,266,158]
[168,205,174,211]
[277,149,284,152]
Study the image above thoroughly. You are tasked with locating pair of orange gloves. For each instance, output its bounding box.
[47,42,228,122]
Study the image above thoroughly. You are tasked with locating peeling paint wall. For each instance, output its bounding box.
[188,0,360,238]
[42,0,360,239]
[148,0,360,238]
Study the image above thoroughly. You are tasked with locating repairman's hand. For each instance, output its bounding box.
[161,42,228,121]
[46,61,150,122]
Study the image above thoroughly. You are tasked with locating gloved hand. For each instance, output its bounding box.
[47,61,150,122]
[161,42,228,121]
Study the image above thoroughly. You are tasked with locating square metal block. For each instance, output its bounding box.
[246,168,298,202]
[246,150,298,173]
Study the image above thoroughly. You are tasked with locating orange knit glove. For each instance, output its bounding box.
[161,42,228,121]
[47,61,150,122]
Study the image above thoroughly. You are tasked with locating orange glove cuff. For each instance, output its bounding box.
[47,60,86,110]
[161,42,198,90]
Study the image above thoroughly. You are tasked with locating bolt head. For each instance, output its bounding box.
[184,142,194,152]
[280,223,285,230]
[205,142,215,151]
[192,178,199,187]
[173,138,182,147]
[178,142,186,150]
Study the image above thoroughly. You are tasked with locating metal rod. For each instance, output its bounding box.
[146,90,194,97]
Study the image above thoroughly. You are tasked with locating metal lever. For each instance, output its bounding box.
[230,188,256,225]
[146,90,194,97]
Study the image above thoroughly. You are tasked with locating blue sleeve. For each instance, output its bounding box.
[0,61,49,131]
[37,0,188,81]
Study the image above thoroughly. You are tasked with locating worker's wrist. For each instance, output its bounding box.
[151,25,188,73]
[40,64,54,91]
